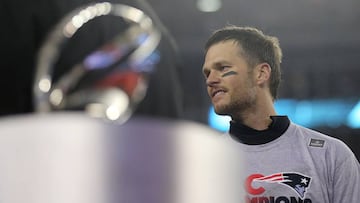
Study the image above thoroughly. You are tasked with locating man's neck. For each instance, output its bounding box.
[229,116,290,145]
[232,98,276,131]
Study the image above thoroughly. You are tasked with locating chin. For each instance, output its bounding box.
[213,105,229,116]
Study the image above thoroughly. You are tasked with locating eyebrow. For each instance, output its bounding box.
[214,60,231,67]
[202,58,233,75]
[203,60,230,69]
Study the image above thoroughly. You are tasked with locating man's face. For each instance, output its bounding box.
[202,40,257,117]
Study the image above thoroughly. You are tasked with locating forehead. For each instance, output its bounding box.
[206,40,240,56]
[203,40,244,69]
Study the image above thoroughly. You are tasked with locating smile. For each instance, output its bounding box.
[211,89,226,98]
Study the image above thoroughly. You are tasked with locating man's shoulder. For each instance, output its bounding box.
[289,122,332,139]
[289,123,356,160]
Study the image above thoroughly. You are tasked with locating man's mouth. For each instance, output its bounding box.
[211,89,226,98]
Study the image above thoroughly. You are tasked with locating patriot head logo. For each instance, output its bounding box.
[246,172,312,199]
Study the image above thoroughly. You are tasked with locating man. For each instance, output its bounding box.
[202,26,360,202]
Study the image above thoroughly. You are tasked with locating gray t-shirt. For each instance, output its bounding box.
[226,122,360,203]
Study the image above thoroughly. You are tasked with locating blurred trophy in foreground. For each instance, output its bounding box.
[34,2,162,123]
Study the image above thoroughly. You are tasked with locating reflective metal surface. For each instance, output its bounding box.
[0,113,245,203]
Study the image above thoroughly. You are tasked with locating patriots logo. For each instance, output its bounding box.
[254,172,311,199]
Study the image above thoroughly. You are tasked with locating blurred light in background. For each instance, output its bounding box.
[208,106,231,132]
[196,0,222,12]
[347,101,360,128]
[208,99,360,132]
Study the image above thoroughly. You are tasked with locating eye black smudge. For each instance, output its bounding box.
[222,71,238,77]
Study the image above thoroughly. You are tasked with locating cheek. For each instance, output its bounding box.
[206,86,212,97]
[227,77,244,90]
[228,78,251,96]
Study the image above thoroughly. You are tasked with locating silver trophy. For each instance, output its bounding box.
[34,2,162,123]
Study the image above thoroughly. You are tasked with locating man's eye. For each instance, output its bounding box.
[221,66,230,71]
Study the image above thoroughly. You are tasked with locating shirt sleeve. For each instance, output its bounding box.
[331,143,360,203]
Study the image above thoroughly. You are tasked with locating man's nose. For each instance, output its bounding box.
[206,72,220,86]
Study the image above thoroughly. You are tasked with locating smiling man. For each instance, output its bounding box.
[202,26,360,202]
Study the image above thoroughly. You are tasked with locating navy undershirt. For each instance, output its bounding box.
[229,116,290,145]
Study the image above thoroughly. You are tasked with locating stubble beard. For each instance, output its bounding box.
[214,83,257,119]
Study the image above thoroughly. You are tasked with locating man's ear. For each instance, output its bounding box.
[255,63,271,85]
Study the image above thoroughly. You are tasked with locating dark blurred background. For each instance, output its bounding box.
[0,0,359,159]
